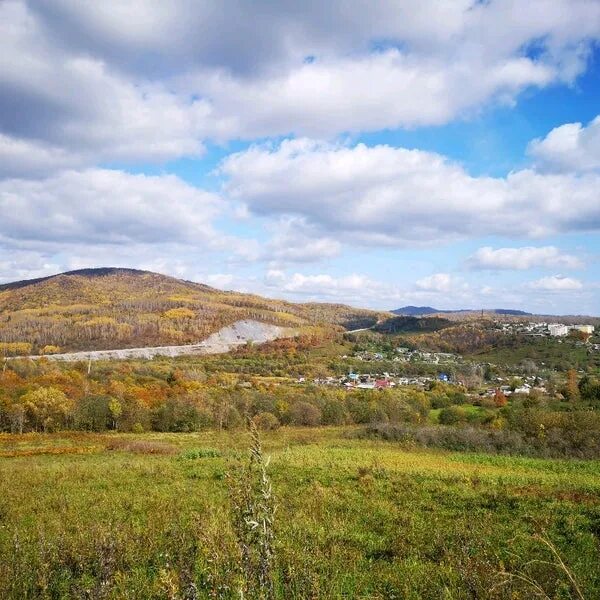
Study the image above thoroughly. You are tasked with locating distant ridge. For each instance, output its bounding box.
[392,306,532,317]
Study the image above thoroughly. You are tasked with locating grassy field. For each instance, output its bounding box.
[1,427,599,599]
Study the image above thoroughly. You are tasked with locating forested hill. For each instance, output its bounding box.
[0,268,388,354]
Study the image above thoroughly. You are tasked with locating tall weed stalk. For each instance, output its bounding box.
[228,420,276,599]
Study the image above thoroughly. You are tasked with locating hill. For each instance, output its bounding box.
[392,305,532,317]
[372,315,452,334]
[0,268,388,354]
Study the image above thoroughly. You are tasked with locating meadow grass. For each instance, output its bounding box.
[0,427,599,598]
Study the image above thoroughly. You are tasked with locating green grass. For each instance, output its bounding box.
[1,428,599,598]
[467,336,598,370]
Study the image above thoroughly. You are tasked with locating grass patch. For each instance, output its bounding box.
[178,447,222,460]
[0,428,599,598]
[104,438,178,455]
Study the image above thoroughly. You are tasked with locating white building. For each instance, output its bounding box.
[548,323,569,337]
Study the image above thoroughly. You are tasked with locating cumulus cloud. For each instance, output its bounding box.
[2,1,600,174]
[0,250,61,283]
[0,1,208,175]
[528,115,600,173]
[220,139,600,245]
[467,246,584,270]
[529,275,584,291]
[205,273,234,289]
[263,218,341,264]
[415,274,450,293]
[191,49,555,140]
[265,270,376,298]
[261,269,478,308]
[0,169,220,246]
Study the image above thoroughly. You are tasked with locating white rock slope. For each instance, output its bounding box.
[21,320,292,362]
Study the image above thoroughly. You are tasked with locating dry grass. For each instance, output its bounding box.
[104,439,178,455]
[0,445,100,458]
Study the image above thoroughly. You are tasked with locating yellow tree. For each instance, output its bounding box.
[565,369,580,402]
[21,386,73,432]
[108,397,122,430]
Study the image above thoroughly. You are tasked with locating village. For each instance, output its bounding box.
[350,347,461,364]
[299,370,549,398]
[495,321,595,338]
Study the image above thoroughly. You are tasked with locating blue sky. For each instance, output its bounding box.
[0,1,599,314]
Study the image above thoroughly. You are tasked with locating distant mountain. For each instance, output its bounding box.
[392,306,532,317]
[0,268,387,353]
[391,306,440,316]
[373,315,452,334]
[492,309,532,316]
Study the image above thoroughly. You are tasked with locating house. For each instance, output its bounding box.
[375,379,391,389]
[514,384,531,395]
[357,382,376,390]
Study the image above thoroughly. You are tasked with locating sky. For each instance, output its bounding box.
[1,0,599,315]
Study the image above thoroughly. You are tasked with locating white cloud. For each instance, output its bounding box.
[528,115,600,173]
[193,49,555,140]
[1,1,600,175]
[0,169,220,246]
[468,246,583,270]
[261,269,477,308]
[0,134,85,178]
[0,1,208,175]
[263,218,341,264]
[416,273,459,293]
[529,274,584,291]
[0,250,61,283]
[263,268,407,306]
[220,138,600,245]
[205,273,234,289]
[266,271,374,297]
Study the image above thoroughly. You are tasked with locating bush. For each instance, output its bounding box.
[288,401,322,426]
[322,399,350,425]
[430,395,452,409]
[356,423,532,454]
[252,411,280,431]
[179,447,221,459]
[438,406,468,425]
[355,418,600,458]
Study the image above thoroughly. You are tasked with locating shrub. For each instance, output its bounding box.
[438,406,468,425]
[288,401,322,426]
[355,418,600,458]
[430,394,452,409]
[355,423,532,454]
[179,447,221,459]
[321,399,350,425]
[252,412,280,431]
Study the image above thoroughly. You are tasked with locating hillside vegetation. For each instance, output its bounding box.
[0,268,387,354]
